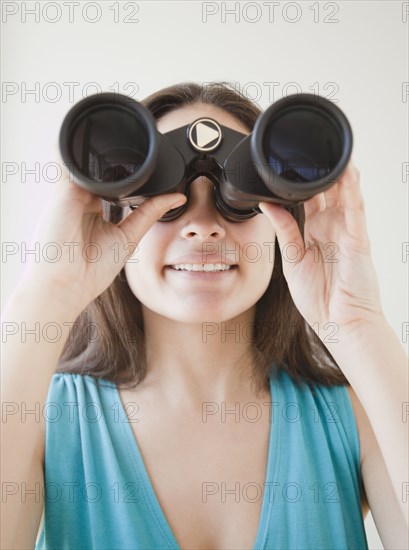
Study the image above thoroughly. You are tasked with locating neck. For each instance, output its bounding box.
[140,305,264,407]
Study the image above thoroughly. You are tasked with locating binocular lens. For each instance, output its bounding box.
[263,106,343,183]
[69,106,148,183]
[250,94,352,204]
[59,93,159,200]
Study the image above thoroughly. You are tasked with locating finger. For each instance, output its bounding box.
[304,192,326,218]
[117,193,187,244]
[54,140,100,210]
[258,201,305,277]
[323,183,339,209]
[337,163,368,240]
[56,168,101,210]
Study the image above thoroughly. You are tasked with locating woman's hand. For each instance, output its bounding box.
[259,161,385,337]
[20,172,187,316]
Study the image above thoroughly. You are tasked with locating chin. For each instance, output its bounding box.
[159,304,249,325]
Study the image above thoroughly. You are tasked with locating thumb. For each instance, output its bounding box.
[258,202,305,276]
[117,193,187,244]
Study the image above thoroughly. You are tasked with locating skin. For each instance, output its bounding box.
[122,102,384,407]
[2,100,406,550]
[120,104,409,537]
[123,103,276,406]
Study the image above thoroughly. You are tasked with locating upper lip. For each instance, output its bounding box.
[165,255,237,266]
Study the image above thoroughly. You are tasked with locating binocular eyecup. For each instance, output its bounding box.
[59,91,353,223]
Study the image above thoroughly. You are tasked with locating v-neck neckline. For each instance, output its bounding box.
[112,371,281,550]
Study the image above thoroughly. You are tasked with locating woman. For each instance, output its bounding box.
[2,82,407,549]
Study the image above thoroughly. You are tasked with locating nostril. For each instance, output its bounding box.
[185,231,220,239]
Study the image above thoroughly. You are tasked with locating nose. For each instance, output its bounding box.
[179,176,226,241]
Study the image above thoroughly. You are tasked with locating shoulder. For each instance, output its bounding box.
[45,372,114,399]
[276,370,363,459]
[37,373,114,466]
[308,379,372,519]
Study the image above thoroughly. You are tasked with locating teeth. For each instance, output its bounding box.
[171,263,232,272]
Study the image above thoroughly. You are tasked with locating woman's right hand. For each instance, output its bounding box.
[20,172,187,316]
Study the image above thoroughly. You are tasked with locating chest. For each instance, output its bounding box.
[119,389,272,549]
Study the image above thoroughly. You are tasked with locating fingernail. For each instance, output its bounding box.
[170,197,186,208]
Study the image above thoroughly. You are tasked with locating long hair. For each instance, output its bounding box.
[57,81,349,392]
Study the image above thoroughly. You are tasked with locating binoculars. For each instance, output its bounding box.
[59,91,353,222]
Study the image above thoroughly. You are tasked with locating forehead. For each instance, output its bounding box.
[156,103,251,135]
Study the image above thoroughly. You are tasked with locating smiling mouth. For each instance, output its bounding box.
[166,263,238,272]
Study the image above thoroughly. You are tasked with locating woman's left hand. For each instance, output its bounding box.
[259,161,385,337]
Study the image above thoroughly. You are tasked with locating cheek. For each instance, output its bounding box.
[242,248,275,300]
[237,216,276,270]
[124,226,167,297]
[224,217,276,303]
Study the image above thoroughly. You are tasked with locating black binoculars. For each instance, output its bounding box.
[59,91,353,222]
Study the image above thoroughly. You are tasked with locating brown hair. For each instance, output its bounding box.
[57,81,349,393]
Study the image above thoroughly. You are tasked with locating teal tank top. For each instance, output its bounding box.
[35,368,368,549]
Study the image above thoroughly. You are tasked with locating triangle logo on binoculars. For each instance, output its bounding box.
[188,118,222,152]
[196,122,219,147]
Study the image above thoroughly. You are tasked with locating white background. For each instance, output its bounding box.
[1,1,408,547]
